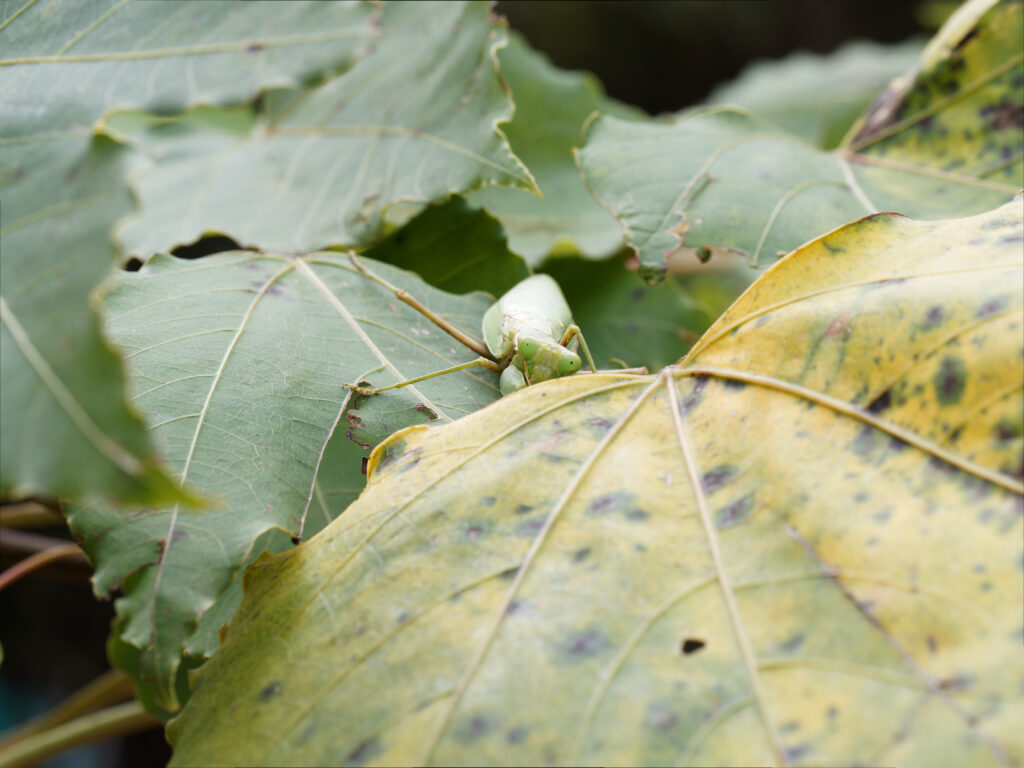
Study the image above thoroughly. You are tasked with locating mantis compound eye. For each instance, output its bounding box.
[558,352,581,376]
[518,337,540,360]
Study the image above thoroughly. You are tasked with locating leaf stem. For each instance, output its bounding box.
[0,532,87,591]
[0,701,157,768]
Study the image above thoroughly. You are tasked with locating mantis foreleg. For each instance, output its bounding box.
[344,356,503,396]
[347,253,493,359]
[558,324,597,373]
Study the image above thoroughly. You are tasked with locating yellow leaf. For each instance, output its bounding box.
[169,201,1023,766]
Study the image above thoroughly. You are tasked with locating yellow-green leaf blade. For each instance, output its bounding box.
[167,204,1023,765]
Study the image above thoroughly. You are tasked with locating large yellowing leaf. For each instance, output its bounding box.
[0,0,376,503]
[577,0,1022,281]
[115,1,536,259]
[167,202,1023,766]
[68,251,502,712]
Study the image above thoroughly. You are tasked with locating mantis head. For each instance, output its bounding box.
[516,335,582,385]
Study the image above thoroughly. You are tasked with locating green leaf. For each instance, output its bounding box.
[68,251,502,712]
[1,138,186,505]
[577,0,1022,282]
[167,201,1022,766]
[541,256,755,371]
[362,197,530,296]
[708,38,924,149]
[0,0,376,503]
[467,32,643,266]
[115,1,537,259]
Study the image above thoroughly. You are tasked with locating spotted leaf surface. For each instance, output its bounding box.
[0,0,375,503]
[167,203,1023,766]
[115,1,536,260]
[68,252,501,712]
[577,0,1022,281]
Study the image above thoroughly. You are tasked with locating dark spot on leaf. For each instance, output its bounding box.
[586,491,633,517]
[587,416,614,431]
[258,681,282,701]
[701,465,735,492]
[933,356,966,405]
[563,628,606,661]
[518,518,543,536]
[171,529,189,542]
[779,633,805,653]
[681,637,705,655]
[346,412,365,428]
[785,744,810,762]
[415,403,439,421]
[246,42,265,54]
[123,257,143,272]
[852,424,879,456]
[290,535,301,545]
[347,737,381,765]
[715,495,752,529]
[361,456,368,475]
[722,378,746,391]
[513,504,533,515]
[506,726,528,744]
[924,305,944,326]
[631,288,646,301]
[466,526,483,539]
[573,547,591,563]
[995,418,1022,442]
[866,389,891,414]
[854,491,869,502]
[456,715,492,741]
[938,674,971,691]
[779,720,800,734]
[977,295,1009,317]
[626,508,649,521]
[480,496,496,506]
[827,706,838,719]
[506,599,524,615]
[635,543,647,553]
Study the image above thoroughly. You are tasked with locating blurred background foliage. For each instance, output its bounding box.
[499,0,942,115]
[0,1,959,766]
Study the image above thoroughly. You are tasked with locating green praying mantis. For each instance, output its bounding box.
[345,254,644,398]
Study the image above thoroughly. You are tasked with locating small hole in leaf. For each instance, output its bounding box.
[681,637,706,655]
[171,234,243,260]
[123,257,143,272]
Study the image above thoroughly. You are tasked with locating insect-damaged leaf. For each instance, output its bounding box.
[362,196,530,297]
[577,0,1022,281]
[167,203,1023,765]
[0,0,375,504]
[68,252,501,712]
[115,1,537,260]
[467,32,643,266]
